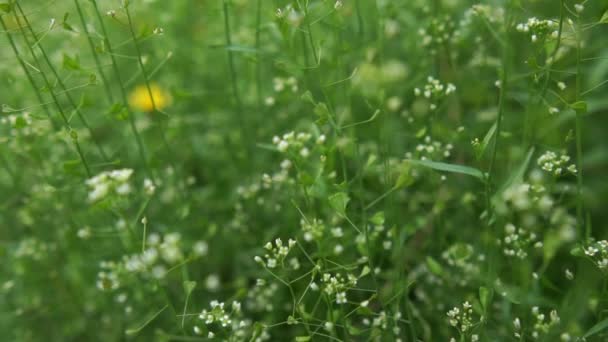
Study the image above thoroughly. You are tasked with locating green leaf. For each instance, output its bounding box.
[359,265,371,278]
[570,101,588,115]
[62,12,75,32]
[295,336,311,341]
[583,318,608,338]
[369,212,385,225]
[425,257,444,276]
[497,147,535,195]
[329,192,350,216]
[347,324,364,335]
[415,127,427,138]
[479,286,492,312]
[476,122,497,160]
[395,161,414,188]
[62,53,81,70]
[183,281,196,295]
[570,246,584,257]
[125,305,168,335]
[301,90,315,105]
[600,9,608,24]
[0,3,12,13]
[406,159,485,180]
[63,159,84,176]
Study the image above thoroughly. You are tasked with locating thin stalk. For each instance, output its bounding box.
[0,16,55,128]
[539,0,565,99]
[222,0,251,168]
[486,2,512,216]
[91,0,150,175]
[15,3,108,162]
[74,0,114,104]
[574,15,585,238]
[124,4,158,113]
[2,15,91,177]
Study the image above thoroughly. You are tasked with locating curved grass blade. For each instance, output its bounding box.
[406,159,485,180]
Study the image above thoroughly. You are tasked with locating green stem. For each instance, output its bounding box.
[486,2,512,218]
[574,15,585,238]
[0,17,55,127]
[91,0,150,176]
[15,3,108,162]
[74,0,114,104]
[3,14,91,177]
[222,0,251,169]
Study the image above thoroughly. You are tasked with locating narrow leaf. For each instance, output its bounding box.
[476,122,497,160]
[126,304,168,335]
[583,318,608,338]
[479,286,492,312]
[406,159,485,180]
[329,192,350,216]
[425,257,444,276]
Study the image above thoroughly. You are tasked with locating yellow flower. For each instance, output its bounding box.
[128,83,170,112]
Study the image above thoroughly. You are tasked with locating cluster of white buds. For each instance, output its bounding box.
[14,238,52,260]
[1,112,39,137]
[446,301,475,333]
[500,182,552,213]
[197,300,242,334]
[321,272,357,304]
[143,178,156,195]
[531,307,560,338]
[516,17,559,42]
[537,151,577,176]
[96,270,119,291]
[441,244,478,272]
[470,4,504,24]
[273,77,298,93]
[417,16,456,53]
[301,218,326,241]
[272,131,321,156]
[96,260,120,291]
[254,238,296,269]
[85,169,133,202]
[501,223,542,259]
[247,282,279,312]
[276,4,302,26]
[414,76,456,110]
[583,240,608,270]
[406,135,454,161]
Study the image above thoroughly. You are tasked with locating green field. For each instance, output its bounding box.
[1,0,608,341]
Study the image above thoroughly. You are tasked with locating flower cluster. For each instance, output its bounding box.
[272,131,325,156]
[583,240,608,270]
[446,301,475,333]
[198,300,240,328]
[273,77,299,93]
[516,17,559,42]
[406,135,454,161]
[417,16,456,54]
[301,218,326,242]
[414,76,456,111]
[321,272,357,304]
[537,151,577,176]
[195,300,249,339]
[501,223,542,259]
[14,238,53,261]
[441,243,481,286]
[247,281,279,312]
[254,238,296,269]
[96,232,205,291]
[276,4,303,27]
[531,307,560,338]
[86,169,134,202]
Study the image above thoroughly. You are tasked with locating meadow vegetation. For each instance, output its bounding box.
[1,0,608,341]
